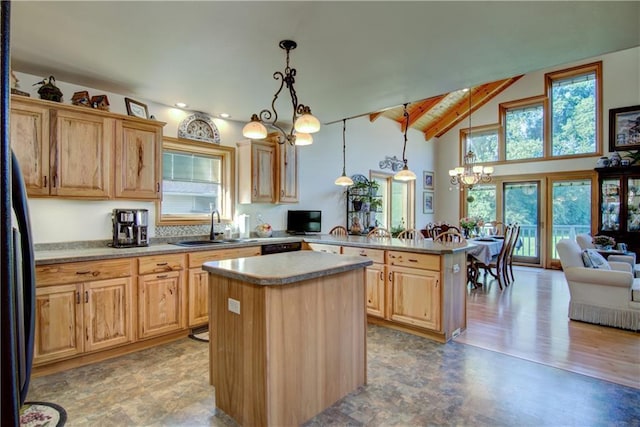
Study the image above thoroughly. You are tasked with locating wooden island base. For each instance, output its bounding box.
[206,253,369,426]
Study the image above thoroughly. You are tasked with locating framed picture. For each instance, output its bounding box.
[423,171,434,190]
[609,105,640,151]
[125,97,149,119]
[423,191,434,214]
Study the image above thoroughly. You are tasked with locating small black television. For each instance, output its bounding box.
[287,210,322,234]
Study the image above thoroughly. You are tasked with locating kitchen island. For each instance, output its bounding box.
[203,250,372,427]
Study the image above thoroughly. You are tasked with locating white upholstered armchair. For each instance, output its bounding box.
[556,239,640,331]
[575,233,640,278]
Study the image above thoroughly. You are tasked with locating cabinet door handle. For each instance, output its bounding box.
[156,182,160,193]
[43,176,48,188]
[435,280,439,288]
[76,292,80,305]
[84,291,89,303]
[52,175,57,188]
[388,272,392,282]
[379,271,384,281]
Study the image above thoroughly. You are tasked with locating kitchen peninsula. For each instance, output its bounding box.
[203,251,372,426]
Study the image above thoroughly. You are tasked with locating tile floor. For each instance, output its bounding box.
[27,325,640,426]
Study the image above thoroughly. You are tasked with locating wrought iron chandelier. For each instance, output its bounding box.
[448,88,493,189]
[242,40,320,146]
[394,103,416,181]
[335,119,354,186]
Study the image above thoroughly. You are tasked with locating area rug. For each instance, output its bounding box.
[20,401,67,427]
[189,327,209,342]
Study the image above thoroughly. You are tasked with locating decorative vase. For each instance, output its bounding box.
[596,244,612,251]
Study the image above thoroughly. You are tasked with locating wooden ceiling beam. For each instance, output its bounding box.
[423,76,523,141]
[369,111,384,122]
[401,95,445,131]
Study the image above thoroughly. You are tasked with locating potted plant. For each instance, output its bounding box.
[368,180,380,196]
[592,235,616,250]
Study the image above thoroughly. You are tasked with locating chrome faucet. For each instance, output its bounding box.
[210,209,221,240]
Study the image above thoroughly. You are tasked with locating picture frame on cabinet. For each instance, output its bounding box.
[423,171,434,190]
[125,97,149,119]
[609,105,640,151]
[423,191,434,214]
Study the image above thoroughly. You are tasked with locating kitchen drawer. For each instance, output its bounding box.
[341,246,385,264]
[138,253,185,275]
[306,243,341,255]
[36,258,133,286]
[188,246,261,268]
[387,250,440,271]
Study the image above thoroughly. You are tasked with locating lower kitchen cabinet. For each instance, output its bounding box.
[341,246,386,318]
[187,246,261,327]
[138,254,186,339]
[34,259,134,365]
[387,265,440,331]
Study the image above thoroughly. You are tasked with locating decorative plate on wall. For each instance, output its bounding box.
[178,112,221,143]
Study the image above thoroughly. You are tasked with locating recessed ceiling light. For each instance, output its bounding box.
[175,102,188,108]
[218,113,231,119]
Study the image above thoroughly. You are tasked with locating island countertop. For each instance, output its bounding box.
[203,250,373,285]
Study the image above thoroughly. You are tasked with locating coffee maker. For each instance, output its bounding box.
[112,209,149,248]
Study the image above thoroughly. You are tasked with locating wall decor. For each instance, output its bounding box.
[609,105,640,151]
[378,155,404,172]
[125,97,149,119]
[178,112,221,144]
[423,191,434,214]
[423,171,434,190]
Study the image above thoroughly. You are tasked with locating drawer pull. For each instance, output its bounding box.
[156,262,168,266]
[408,259,418,263]
[156,274,168,279]
[76,270,91,275]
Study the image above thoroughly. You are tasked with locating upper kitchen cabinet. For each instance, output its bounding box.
[10,95,165,200]
[237,133,298,204]
[114,119,163,200]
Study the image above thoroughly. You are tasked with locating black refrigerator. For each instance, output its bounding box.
[1,1,36,424]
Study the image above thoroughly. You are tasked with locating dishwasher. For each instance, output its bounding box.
[261,241,302,255]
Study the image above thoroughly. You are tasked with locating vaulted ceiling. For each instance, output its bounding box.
[370,76,522,141]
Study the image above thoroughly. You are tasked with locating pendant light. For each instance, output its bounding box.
[394,103,416,181]
[335,119,354,186]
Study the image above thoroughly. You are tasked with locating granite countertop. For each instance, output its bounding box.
[203,251,373,285]
[34,234,472,265]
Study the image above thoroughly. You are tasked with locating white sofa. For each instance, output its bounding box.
[556,239,640,331]
[576,233,640,278]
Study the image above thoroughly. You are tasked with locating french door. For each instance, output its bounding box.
[503,181,541,265]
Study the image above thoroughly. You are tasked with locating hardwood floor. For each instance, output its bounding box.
[455,266,640,389]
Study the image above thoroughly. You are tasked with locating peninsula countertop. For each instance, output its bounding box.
[203,251,373,285]
[303,234,471,254]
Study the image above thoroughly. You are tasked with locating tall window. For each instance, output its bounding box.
[371,171,415,231]
[158,137,234,224]
[546,62,601,156]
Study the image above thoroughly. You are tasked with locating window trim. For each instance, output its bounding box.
[156,136,235,225]
[370,170,415,230]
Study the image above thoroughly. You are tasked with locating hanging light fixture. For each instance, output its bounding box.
[394,103,416,181]
[335,119,354,186]
[448,88,493,189]
[242,40,320,146]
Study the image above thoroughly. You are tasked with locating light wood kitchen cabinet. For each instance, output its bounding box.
[187,246,261,326]
[34,259,134,365]
[387,251,441,331]
[342,246,386,318]
[10,98,50,196]
[114,119,163,199]
[237,134,299,204]
[276,140,298,203]
[137,254,186,339]
[10,96,113,198]
[306,242,342,254]
[237,139,276,203]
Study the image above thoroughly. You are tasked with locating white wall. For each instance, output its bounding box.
[435,46,640,222]
[14,72,436,243]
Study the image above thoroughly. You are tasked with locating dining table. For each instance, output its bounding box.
[466,236,505,287]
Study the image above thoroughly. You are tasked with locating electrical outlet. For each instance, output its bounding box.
[452,264,460,273]
[228,298,240,315]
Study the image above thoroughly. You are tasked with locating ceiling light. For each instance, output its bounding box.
[394,103,416,182]
[175,102,188,109]
[242,40,319,146]
[335,119,354,186]
[448,87,492,190]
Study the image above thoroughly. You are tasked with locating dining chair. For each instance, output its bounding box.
[329,225,348,236]
[433,230,466,245]
[505,223,521,283]
[420,223,434,238]
[367,227,391,238]
[397,229,425,241]
[489,221,504,236]
[475,224,513,290]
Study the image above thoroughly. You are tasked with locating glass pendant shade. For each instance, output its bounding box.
[294,112,321,134]
[294,132,313,146]
[394,165,417,181]
[242,115,267,139]
[334,174,354,186]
